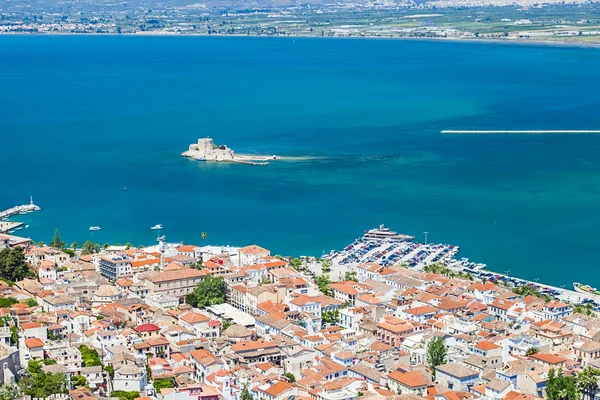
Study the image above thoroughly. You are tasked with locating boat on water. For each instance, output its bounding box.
[25,225,29,228]
[574,282,600,296]
[89,226,101,231]
[150,224,163,230]
[363,224,415,242]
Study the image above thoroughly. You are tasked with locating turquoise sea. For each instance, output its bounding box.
[2,36,600,287]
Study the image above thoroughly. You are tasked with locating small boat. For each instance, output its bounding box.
[124,186,127,191]
[89,226,101,231]
[150,224,163,230]
[574,282,600,296]
[25,225,29,228]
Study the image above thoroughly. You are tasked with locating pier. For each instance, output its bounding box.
[441,130,600,134]
[0,197,41,220]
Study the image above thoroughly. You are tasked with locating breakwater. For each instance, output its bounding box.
[441,130,600,134]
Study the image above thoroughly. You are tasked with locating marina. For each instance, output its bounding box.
[325,225,600,310]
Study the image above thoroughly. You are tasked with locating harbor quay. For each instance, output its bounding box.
[2,222,600,400]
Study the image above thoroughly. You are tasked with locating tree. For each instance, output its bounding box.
[422,262,452,276]
[427,336,446,379]
[290,258,303,271]
[547,368,580,400]
[186,276,225,308]
[317,274,332,295]
[240,384,253,400]
[525,347,540,356]
[0,298,17,308]
[125,242,132,250]
[284,372,296,383]
[153,377,175,392]
[0,384,22,400]
[70,242,78,251]
[24,298,38,307]
[0,247,31,282]
[222,320,232,330]
[102,243,110,250]
[321,258,332,273]
[189,260,203,270]
[9,326,17,347]
[512,285,551,302]
[50,229,65,249]
[345,271,357,281]
[104,365,115,378]
[81,240,100,255]
[79,344,101,367]
[19,363,68,398]
[573,303,596,317]
[42,359,57,365]
[71,375,87,387]
[577,366,600,400]
[110,391,141,400]
[322,309,339,324]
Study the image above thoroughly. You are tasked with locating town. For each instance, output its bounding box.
[0,225,598,400]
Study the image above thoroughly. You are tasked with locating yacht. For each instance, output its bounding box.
[363,224,415,242]
[150,224,163,230]
[89,226,101,231]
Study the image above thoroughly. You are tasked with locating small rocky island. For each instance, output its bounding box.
[182,138,279,165]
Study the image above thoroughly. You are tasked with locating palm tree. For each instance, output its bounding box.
[201,232,207,245]
[70,242,78,251]
[577,367,600,400]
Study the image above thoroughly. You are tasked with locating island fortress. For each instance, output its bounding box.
[182,137,277,165]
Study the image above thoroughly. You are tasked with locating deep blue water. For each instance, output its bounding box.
[2,35,600,287]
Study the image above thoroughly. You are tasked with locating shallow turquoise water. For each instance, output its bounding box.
[2,36,600,287]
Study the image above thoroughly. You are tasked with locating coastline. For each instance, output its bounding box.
[3,31,600,49]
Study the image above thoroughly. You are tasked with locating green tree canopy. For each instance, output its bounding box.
[547,368,580,400]
[577,366,600,400]
[321,258,332,273]
[71,375,87,388]
[427,336,447,379]
[19,362,68,398]
[525,347,540,356]
[153,377,175,392]
[512,285,551,302]
[81,240,100,255]
[50,228,65,249]
[345,271,357,281]
[0,298,17,308]
[290,258,303,271]
[186,275,225,308]
[110,391,141,400]
[0,384,22,400]
[25,298,38,307]
[240,385,253,400]
[317,274,331,295]
[0,247,31,282]
[79,344,101,367]
[284,372,296,383]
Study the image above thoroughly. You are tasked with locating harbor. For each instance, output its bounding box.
[0,197,40,233]
[324,224,599,309]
